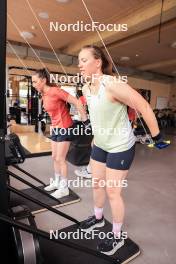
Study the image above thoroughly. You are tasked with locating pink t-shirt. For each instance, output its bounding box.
[79,95,87,105]
[42,87,73,128]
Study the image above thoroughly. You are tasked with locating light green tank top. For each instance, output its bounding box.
[85,77,135,153]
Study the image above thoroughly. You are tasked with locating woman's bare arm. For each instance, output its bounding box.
[108,82,159,137]
[67,94,88,122]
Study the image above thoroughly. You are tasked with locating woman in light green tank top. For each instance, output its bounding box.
[78,45,162,255]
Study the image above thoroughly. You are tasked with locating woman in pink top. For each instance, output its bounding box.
[32,68,87,199]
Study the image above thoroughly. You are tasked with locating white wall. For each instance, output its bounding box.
[128,77,171,109]
[168,82,176,110]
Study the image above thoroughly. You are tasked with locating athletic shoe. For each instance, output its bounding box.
[74,166,92,179]
[50,187,69,199]
[44,178,59,192]
[97,234,124,255]
[80,215,105,232]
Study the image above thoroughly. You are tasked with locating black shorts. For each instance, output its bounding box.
[50,127,73,142]
[91,144,135,170]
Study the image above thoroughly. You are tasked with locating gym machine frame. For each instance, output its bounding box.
[0,0,9,258]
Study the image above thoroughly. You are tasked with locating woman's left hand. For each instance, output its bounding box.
[148,133,171,149]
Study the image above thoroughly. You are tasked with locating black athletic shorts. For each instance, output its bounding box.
[91,144,135,170]
[50,127,73,142]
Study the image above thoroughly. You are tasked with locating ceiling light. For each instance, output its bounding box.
[135,54,139,57]
[31,25,36,30]
[170,41,176,48]
[56,0,70,3]
[38,12,49,19]
[120,56,130,61]
[20,31,34,39]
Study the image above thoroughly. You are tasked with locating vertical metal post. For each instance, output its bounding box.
[0,0,9,258]
[6,65,9,115]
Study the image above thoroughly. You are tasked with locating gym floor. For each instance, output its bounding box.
[10,130,176,264]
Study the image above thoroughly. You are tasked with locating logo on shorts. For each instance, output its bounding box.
[121,160,125,165]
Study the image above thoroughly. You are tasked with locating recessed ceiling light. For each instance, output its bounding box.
[20,31,35,39]
[135,54,139,57]
[38,12,49,19]
[170,41,176,48]
[31,25,36,30]
[56,0,70,3]
[120,56,130,61]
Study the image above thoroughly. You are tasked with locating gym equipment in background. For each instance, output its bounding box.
[10,205,43,264]
[66,121,93,166]
[5,133,26,165]
[5,132,80,213]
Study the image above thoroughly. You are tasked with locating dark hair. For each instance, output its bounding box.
[81,45,113,75]
[76,89,83,98]
[34,68,56,86]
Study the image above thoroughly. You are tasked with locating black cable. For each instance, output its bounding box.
[8,169,61,204]
[8,170,80,224]
[8,185,80,225]
[12,164,46,187]
[158,0,164,43]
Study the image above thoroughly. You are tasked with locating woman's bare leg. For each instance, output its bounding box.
[106,168,128,235]
[91,158,106,209]
[51,141,60,174]
[56,141,71,177]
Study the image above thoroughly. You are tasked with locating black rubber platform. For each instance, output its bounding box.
[39,219,140,264]
[10,186,81,214]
